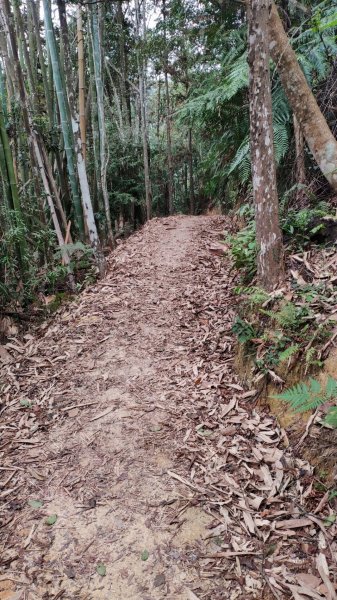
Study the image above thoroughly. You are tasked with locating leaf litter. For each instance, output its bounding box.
[0,216,336,599]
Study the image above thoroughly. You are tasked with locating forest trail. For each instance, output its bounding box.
[1,216,335,600]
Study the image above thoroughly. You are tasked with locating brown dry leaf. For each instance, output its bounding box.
[186,590,201,600]
[68,408,79,418]
[286,584,323,600]
[0,346,13,364]
[276,518,312,529]
[296,573,321,589]
[316,553,337,600]
[238,500,256,534]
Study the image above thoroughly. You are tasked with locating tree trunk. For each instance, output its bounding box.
[269,2,337,191]
[77,6,86,161]
[156,76,161,140]
[135,0,152,221]
[116,0,131,127]
[43,0,84,236]
[90,3,114,246]
[293,114,306,203]
[163,0,174,215]
[248,0,284,291]
[188,127,195,214]
[0,90,27,266]
[12,0,36,96]
[29,0,53,124]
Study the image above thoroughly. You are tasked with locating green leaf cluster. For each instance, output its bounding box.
[274,377,337,427]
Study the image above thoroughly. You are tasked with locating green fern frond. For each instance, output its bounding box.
[325,407,337,428]
[278,345,299,362]
[261,303,299,329]
[305,347,316,364]
[326,376,337,398]
[274,376,337,416]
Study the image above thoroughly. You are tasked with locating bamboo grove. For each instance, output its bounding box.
[0,0,336,306]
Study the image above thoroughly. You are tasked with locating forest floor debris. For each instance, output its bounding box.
[0,216,337,599]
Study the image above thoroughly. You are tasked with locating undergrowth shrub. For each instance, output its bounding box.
[228,223,256,281]
[232,284,333,377]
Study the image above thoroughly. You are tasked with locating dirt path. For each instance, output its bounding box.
[1,217,223,599]
[1,216,336,600]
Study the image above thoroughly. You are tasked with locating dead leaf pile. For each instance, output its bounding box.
[163,225,337,598]
[0,216,336,600]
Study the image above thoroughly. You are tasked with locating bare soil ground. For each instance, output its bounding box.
[1,216,336,600]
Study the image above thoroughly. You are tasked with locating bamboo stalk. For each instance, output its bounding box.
[42,0,84,237]
[0,85,27,266]
[90,4,114,245]
[77,6,86,161]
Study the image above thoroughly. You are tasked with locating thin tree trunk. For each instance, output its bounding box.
[77,6,86,161]
[76,135,106,275]
[269,2,337,191]
[56,0,73,97]
[164,68,174,214]
[188,127,195,214]
[248,0,284,291]
[0,0,43,207]
[0,92,26,265]
[88,37,100,205]
[44,0,103,270]
[40,142,70,236]
[156,76,161,140]
[29,0,53,124]
[163,0,174,214]
[116,0,131,127]
[293,114,306,202]
[90,3,114,245]
[43,0,84,236]
[32,136,73,274]
[12,0,36,96]
[135,0,152,221]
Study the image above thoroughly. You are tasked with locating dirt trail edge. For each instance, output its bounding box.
[1,216,336,600]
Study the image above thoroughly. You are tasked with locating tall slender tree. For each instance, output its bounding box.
[77,6,86,161]
[248,0,284,290]
[162,0,174,214]
[90,2,114,245]
[135,0,152,220]
[42,0,84,236]
[269,2,337,191]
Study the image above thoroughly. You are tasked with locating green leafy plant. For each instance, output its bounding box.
[278,344,299,363]
[261,302,311,331]
[236,285,269,308]
[232,317,257,343]
[273,376,337,426]
[229,224,257,280]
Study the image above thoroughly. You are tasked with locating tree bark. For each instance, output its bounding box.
[90,3,114,246]
[77,6,86,161]
[293,114,306,203]
[163,0,174,215]
[269,2,337,191]
[29,0,53,124]
[43,0,84,236]
[135,0,152,221]
[188,127,195,214]
[116,0,131,127]
[248,0,284,291]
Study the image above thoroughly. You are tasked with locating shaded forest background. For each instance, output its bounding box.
[0,0,337,308]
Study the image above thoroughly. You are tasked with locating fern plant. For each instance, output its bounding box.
[261,302,310,331]
[229,224,257,280]
[278,344,300,363]
[274,377,337,427]
[232,317,257,343]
